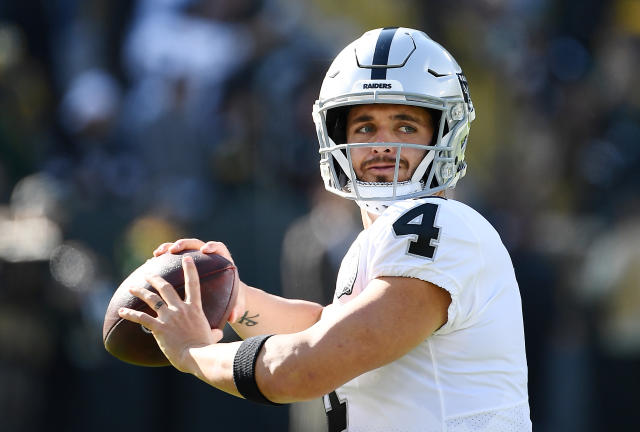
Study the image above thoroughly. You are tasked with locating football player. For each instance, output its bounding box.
[120,27,532,431]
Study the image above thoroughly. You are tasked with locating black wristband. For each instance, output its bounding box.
[233,334,282,405]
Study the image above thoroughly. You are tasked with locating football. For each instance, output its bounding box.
[103,250,238,367]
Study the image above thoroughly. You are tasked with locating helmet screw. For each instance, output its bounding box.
[450,104,464,121]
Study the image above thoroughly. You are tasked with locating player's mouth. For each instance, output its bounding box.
[361,157,407,175]
[366,164,396,175]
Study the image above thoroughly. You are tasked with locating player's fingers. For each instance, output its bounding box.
[200,241,234,263]
[168,238,205,254]
[153,243,174,257]
[145,275,182,307]
[118,307,157,330]
[182,255,202,306]
[210,328,224,343]
[128,286,167,314]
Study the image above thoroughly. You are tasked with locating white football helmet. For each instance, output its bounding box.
[313,27,475,214]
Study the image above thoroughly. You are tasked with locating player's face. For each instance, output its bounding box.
[346,104,434,183]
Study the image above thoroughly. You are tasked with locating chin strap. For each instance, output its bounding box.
[348,180,424,215]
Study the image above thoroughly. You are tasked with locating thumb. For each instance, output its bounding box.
[210,328,224,343]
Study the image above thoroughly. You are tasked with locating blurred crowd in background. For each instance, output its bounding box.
[1,0,639,431]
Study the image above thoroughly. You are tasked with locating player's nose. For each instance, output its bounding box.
[369,128,396,153]
[369,140,395,154]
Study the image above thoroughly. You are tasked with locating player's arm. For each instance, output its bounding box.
[153,239,324,338]
[119,256,450,402]
[230,282,324,338]
[189,274,450,402]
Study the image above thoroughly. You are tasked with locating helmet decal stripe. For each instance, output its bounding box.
[371,27,399,79]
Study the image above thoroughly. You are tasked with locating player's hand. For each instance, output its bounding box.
[153,238,245,323]
[153,238,234,264]
[118,255,223,373]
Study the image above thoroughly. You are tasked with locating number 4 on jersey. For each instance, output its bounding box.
[324,391,347,432]
[392,203,441,259]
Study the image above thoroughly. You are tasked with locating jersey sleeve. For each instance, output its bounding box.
[365,199,485,335]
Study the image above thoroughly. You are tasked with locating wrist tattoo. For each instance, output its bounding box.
[237,310,259,327]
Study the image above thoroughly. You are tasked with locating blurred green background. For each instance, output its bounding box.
[1,0,639,431]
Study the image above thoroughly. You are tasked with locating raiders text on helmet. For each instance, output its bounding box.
[362,83,392,89]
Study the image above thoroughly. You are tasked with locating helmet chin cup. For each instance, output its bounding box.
[348,180,425,215]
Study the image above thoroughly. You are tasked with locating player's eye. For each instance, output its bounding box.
[355,124,374,134]
[399,125,417,134]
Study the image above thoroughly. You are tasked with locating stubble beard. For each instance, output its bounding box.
[358,155,409,184]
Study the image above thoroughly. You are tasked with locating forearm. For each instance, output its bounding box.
[185,332,332,404]
[186,341,243,398]
[230,283,324,339]
[184,277,447,405]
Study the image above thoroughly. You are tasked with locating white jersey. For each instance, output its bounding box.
[322,197,531,432]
